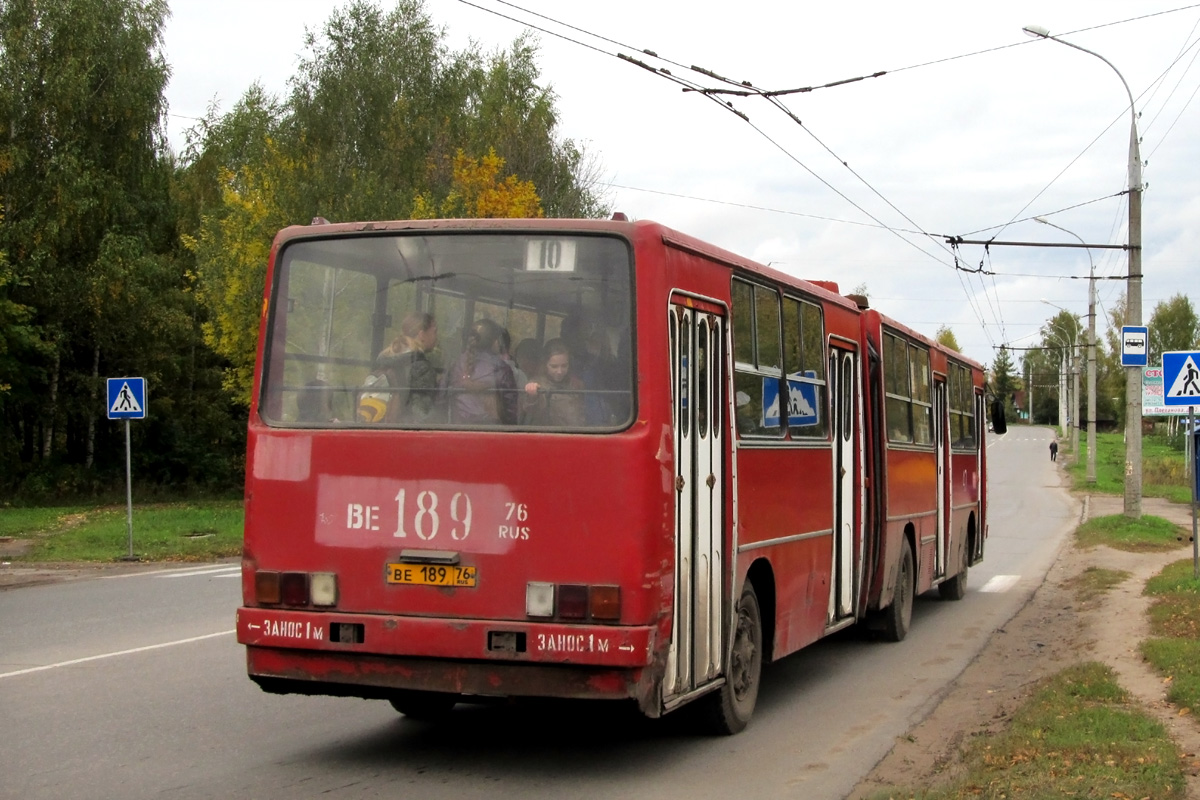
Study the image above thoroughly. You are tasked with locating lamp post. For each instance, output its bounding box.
[1036,217,1098,484]
[1023,24,1143,517]
[1042,301,1082,458]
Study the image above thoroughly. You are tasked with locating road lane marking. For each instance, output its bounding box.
[0,630,235,680]
[979,575,1020,593]
[157,566,240,579]
[101,564,239,580]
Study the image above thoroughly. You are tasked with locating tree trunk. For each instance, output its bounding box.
[42,348,60,459]
[86,344,100,469]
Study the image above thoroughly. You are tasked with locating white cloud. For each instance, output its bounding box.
[162,0,1200,366]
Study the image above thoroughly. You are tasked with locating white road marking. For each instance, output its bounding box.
[979,574,1020,593]
[157,566,240,579]
[101,564,239,580]
[0,630,235,680]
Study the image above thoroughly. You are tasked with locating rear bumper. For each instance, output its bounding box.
[238,606,661,708]
[237,606,655,667]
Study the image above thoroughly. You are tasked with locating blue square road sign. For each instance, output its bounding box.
[1161,352,1200,407]
[107,377,146,420]
[1121,326,1149,367]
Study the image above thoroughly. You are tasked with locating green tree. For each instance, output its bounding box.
[990,345,1019,420]
[184,0,607,403]
[1101,293,1128,429]
[1035,310,1083,426]
[0,0,173,473]
[456,34,607,218]
[1148,293,1199,364]
[0,0,243,496]
[935,325,961,353]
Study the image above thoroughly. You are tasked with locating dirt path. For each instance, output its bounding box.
[849,494,1200,799]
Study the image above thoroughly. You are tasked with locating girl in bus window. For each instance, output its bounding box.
[524,338,586,427]
[356,312,441,424]
[445,318,518,425]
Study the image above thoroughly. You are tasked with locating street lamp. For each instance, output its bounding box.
[1036,217,1098,484]
[1023,24,1143,518]
[1041,300,1081,456]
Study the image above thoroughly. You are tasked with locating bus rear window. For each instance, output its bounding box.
[260,232,634,432]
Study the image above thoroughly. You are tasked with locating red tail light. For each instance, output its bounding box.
[255,570,281,604]
[589,586,621,621]
[280,572,309,606]
[557,584,589,619]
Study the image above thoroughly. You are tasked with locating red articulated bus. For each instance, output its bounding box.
[236,217,993,734]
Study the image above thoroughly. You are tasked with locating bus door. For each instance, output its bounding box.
[829,345,861,623]
[935,378,948,577]
[665,303,725,700]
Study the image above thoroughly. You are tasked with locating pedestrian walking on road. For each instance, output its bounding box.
[1049,440,1058,462]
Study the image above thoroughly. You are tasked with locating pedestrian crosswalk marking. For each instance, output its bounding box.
[979,575,1020,593]
[156,566,240,579]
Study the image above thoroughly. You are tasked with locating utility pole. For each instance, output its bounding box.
[1021,25,1142,517]
[1087,271,1097,483]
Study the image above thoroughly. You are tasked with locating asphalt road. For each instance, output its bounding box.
[0,426,1074,800]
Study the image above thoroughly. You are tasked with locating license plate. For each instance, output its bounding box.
[386,563,477,587]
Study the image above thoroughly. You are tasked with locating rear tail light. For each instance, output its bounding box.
[589,586,621,620]
[253,569,337,609]
[526,582,622,622]
[557,584,588,619]
[280,572,309,606]
[255,571,281,605]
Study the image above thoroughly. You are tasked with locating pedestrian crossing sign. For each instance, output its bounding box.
[1161,352,1200,406]
[107,377,146,419]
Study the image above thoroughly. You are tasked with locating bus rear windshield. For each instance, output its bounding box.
[260,232,635,432]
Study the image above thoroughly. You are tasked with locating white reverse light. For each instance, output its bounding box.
[526,582,555,617]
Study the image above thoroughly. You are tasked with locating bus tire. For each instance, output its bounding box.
[702,581,763,735]
[938,542,968,601]
[388,690,459,721]
[883,538,914,642]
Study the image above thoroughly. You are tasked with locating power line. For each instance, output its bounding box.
[455,0,1200,359]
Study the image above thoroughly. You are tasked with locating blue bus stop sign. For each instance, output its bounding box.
[107,377,146,420]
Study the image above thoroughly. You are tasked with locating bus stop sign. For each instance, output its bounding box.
[1121,326,1148,367]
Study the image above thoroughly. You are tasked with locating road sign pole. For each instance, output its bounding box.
[124,419,135,561]
[106,376,145,561]
[1192,406,1199,580]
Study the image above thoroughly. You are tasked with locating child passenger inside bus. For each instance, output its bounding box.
[356,311,441,424]
[444,318,518,425]
[523,338,586,427]
[560,313,620,424]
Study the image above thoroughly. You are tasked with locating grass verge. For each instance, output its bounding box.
[868,663,1185,800]
[1068,430,1193,503]
[1076,513,1188,552]
[870,507,1196,798]
[1143,558,1200,716]
[0,501,243,562]
[1064,567,1130,603]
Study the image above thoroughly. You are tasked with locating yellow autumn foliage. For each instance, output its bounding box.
[413,149,543,219]
[187,138,299,403]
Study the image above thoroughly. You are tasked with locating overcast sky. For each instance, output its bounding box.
[162,1,1200,368]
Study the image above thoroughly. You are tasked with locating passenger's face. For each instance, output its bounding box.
[547,353,570,382]
[418,323,438,351]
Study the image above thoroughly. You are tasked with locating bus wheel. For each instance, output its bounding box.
[702,581,763,735]
[883,539,914,642]
[938,542,968,601]
[388,690,459,721]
